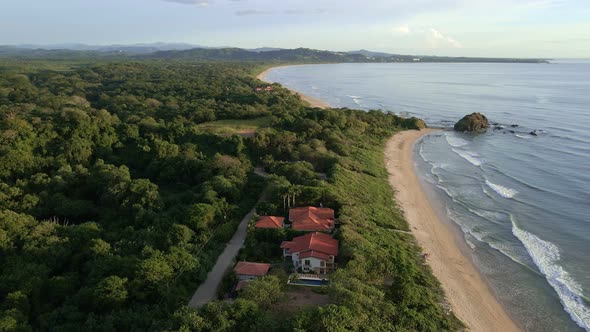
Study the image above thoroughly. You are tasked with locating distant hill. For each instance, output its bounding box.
[6,42,203,54]
[0,44,548,63]
[0,46,127,59]
[140,47,372,62]
[347,49,396,58]
[247,47,286,53]
[143,47,548,63]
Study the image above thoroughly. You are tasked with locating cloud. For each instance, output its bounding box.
[392,24,410,35]
[236,9,271,16]
[428,28,462,48]
[163,0,210,6]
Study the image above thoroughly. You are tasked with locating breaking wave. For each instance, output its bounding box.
[452,148,484,167]
[485,180,518,198]
[347,95,363,107]
[445,135,469,147]
[513,223,590,331]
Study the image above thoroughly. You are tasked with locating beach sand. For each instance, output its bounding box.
[257,64,520,330]
[385,129,520,332]
[257,66,330,109]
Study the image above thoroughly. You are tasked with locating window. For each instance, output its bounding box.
[320,261,325,267]
[304,259,310,265]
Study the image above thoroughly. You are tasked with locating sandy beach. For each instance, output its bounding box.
[258,64,521,330]
[385,129,520,332]
[257,66,330,109]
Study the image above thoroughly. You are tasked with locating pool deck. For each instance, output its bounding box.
[287,273,329,286]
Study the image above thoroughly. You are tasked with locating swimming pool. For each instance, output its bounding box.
[288,278,329,286]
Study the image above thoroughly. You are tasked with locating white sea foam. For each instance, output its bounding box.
[513,223,590,331]
[447,205,534,270]
[516,134,533,139]
[431,162,449,171]
[466,207,505,225]
[485,180,518,198]
[452,148,483,167]
[346,95,363,106]
[436,184,453,198]
[445,134,469,147]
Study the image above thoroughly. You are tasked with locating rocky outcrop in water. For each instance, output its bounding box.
[454,113,489,132]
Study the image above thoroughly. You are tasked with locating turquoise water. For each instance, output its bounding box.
[265,62,590,331]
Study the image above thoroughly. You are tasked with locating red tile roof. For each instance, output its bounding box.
[234,262,271,276]
[289,207,335,231]
[255,216,284,229]
[280,232,338,257]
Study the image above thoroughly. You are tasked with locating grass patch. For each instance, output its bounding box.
[196,116,272,136]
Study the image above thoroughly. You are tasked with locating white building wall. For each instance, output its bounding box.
[300,257,325,273]
[285,250,334,273]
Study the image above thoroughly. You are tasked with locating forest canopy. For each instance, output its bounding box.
[0,60,460,331]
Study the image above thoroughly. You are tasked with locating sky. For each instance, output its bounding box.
[1,0,589,57]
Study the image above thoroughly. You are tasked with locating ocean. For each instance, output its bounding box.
[264,62,590,331]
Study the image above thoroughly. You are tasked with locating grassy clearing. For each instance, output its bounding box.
[196,116,272,136]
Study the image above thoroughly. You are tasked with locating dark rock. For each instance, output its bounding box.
[509,130,515,134]
[529,131,538,136]
[454,113,489,132]
[510,124,519,128]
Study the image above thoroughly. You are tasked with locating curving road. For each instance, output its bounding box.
[188,171,269,308]
[188,206,257,308]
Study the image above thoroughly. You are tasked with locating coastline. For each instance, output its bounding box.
[256,64,520,330]
[385,129,520,332]
[257,65,330,109]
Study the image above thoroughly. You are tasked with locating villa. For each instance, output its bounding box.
[289,206,335,232]
[234,261,271,281]
[255,216,285,229]
[281,232,338,274]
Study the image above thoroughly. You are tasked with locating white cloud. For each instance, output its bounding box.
[428,28,463,48]
[392,24,411,35]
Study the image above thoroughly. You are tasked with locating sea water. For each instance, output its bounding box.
[265,62,590,331]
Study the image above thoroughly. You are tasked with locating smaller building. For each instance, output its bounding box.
[234,261,271,281]
[265,85,273,91]
[281,232,338,275]
[289,206,335,232]
[255,216,285,229]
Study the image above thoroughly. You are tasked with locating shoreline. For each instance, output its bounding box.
[256,64,520,330]
[257,65,330,109]
[385,129,520,331]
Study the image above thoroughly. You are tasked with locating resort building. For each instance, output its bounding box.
[234,261,271,281]
[255,216,285,229]
[289,206,335,232]
[280,232,338,274]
